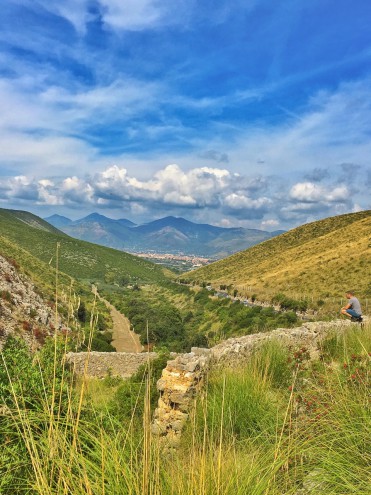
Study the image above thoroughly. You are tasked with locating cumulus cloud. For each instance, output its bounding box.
[0,175,60,205]
[0,164,273,219]
[93,164,232,208]
[1,162,367,228]
[61,176,94,204]
[289,182,350,203]
[224,193,271,210]
[261,219,280,229]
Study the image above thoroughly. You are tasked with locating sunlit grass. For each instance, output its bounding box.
[186,211,371,309]
[1,274,370,495]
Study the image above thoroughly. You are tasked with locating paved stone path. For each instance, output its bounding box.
[92,286,142,353]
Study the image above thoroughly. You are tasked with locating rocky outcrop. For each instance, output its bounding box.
[66,351,158,378]
[0,255,55,349]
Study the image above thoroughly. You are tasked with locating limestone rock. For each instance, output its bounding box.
[0,255,56,349]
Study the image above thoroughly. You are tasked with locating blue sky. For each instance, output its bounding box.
[0,0,370,229]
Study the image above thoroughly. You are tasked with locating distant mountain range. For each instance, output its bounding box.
[44,213,284,258]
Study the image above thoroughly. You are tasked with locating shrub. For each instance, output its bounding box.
[1,290,13,303]
[110,352,169,421]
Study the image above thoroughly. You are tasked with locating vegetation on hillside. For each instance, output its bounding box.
[0,207,173,351]
[0,208,168,285]
[104,283,300,351]
[0,322,370,493]
[1,207,370,493]
[185,211,371,308]
[0,234,114,352]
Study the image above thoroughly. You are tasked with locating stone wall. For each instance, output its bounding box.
[210,319,354,367]
[151,319,357,447]
[151,347,210,450]
[67,319,361,448]
[66,351,158,379]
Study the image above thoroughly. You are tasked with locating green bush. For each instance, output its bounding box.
[110,352,169,421]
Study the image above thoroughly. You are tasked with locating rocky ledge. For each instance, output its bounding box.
[0,254,55,349]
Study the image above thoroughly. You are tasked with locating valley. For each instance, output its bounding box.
[1,207,370,495]
[131,251,212,272]
[1,207,370,351]
[92,285,142,353]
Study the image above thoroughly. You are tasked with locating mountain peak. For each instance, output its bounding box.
[44,214,72,227]
[41,211,285,258]
[80,212,109,222]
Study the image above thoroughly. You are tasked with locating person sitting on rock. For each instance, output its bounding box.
[340,290,363,322]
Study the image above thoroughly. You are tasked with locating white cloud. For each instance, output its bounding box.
[0,175,59,205]
[41,78,160,119]
[92,164,233,207]
[61,176,94,204]
[223,193,271,210]
[221,78,371,177]
[18,0,190,33]
[101,0,163,30]
[261,219,279,229]
[0,160,367,228]
[0,164,273,216]
[289,182,350,203]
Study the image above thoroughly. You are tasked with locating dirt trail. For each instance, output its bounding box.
[92,286,142,353]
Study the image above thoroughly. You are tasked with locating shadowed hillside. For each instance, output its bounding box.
[0,208,168,285]
[185,210,371,301]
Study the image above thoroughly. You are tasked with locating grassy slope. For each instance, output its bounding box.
[0,208,168,285]
[186,211,371,300]
[2,322,370,494]
[0,234,71,297]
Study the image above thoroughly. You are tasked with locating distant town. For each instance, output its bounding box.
[129,251,214,272]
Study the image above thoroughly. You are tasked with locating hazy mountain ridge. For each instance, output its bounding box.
[185,210,371,300]
[45,213,284,257]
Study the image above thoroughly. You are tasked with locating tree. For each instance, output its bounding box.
[77,301,88,323]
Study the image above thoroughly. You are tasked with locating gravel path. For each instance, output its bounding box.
[92,286,142,353]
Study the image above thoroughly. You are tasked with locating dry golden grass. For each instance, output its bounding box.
[187,211,371,302]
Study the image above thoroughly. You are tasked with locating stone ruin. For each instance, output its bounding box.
[64,318,363,450]
[151,347,211,449]
[151,319,358,449]
[66,351,158,379]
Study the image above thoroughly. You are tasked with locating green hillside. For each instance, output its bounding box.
[185,210,371,302]
[0,208,168,285]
